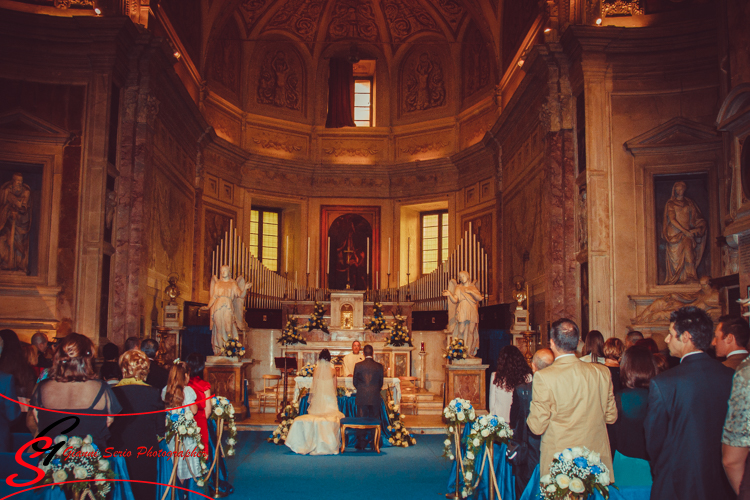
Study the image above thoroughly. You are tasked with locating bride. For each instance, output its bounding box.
[285,349,345,455]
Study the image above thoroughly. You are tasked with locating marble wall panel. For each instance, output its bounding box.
[459,109,497,149]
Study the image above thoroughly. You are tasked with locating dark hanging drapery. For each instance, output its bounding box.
[325,58,355,128]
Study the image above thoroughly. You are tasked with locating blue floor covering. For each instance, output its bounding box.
[227,431,452,499]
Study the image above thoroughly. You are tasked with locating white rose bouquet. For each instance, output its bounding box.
[38,434,115,500]
[442,398,476,460]
[165,408,209,483]
[268,401,300,445]
[459,415,514,497]
[210,395,238,456]
[385,400,416,447]
[541,447,613,500]
[297,362,316,378]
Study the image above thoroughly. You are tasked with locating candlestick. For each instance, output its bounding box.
[327,237,331,274]
[306,237,310,274]
[316,269,319,288]
[366,237,370,274]
[420,341,425,352]
[388,238,391,274]
[407,237,410,277]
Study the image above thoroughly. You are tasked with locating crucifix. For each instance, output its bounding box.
[343,236,355,289]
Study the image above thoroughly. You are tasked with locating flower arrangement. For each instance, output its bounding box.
[541,447,613,500]
[443,338,468,361]
[386,401,416,447]
[38,434,115,500]
[297,362,316,377]
[165,408,208,485]
[278,317,306,346]
[460,415,514,497]
[306,301,329,333]
[366,302,387,333]
[442,398,476,458]
[386,314,413,347]
[268,401,300,445]
[209,396,237,457]
[221,338,245,358]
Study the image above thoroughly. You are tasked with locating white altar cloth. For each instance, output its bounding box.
[293,376,401,404]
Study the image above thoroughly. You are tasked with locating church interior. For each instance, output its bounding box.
[1,0,750,421]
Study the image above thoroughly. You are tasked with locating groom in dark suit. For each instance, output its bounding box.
[353,344,384,451]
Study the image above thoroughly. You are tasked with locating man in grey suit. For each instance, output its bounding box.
[353,344,383,451]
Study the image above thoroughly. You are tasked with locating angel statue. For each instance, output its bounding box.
[442,270,483,357]
[201,265,252,355]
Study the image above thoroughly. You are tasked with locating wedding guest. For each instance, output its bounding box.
[110,349,165,500]
[644,306,734,500]
[0,371,20,452]
[31,331,52,369]
[100,362,121,385]
[342,340,365,376]
[29,333,122,451]
[609,346,656,461]
[723,355,750,497]
[142,338,169,390]
[162,361,201,489]
[0,329,37,432]
[509,348,553,497]
[22,342,41,378]
[528,319,617,478]
[652,353,669,374]
[603,338,624,393]
[713,316,750,370]
[99,342,121,382]
[625,330,644,349]
[186,352,212,451]
[489,345,532,422]
[580,330,605,363]
[635,337,659,354]
[123,336,140,352]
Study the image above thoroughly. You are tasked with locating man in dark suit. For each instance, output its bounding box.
[353,344,383,451]
[510,348,553,497]
[141,339,169,390]
[644,306,735,500]
[0,371,21,452]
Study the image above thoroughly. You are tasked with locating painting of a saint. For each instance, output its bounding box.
[328,214,372,290]
[0,164,41,276]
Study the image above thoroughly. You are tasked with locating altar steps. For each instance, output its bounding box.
[234,412,448,434]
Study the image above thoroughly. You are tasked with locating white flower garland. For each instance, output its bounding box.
[442,398,477,498]
[165,407,209,487]
[460,415,514,497]
[39,434,114,500]
[209,396,237,457]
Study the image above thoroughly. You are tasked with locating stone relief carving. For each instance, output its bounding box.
[404,53,446,112]
[252,136,302,153]
[328,0,379,41]
[578,186,587,251]
[266,0,325,44]
[240,0,272,32]
[149,169,191,278]
[463,27,491,99]
[54,0,93,8]
[633,277,720,324]
[400,140,449,155]
[434,0,464,32]
[257,50,301,111]
[602,0,643,17]
[662,181,707,285]
[105,189,117,231]
[381,0,439,44]
[323,145,380,157]
[138,95,160,127]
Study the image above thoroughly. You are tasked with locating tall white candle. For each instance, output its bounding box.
[407,237,410,276]
[285,235,289,273]
[306,237,310,274]
[366,237,370,273]
[388,238,391,274]
[316,269,319,288]
[327,237,331,274]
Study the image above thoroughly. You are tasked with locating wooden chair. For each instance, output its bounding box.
[255,374,282,413]
[398,376,419,415]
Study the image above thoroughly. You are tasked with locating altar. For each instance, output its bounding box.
[293,376,402,403]
[282,341,415,379]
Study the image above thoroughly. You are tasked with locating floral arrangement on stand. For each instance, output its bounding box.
[443,338,467,361]
[38,434,115,500]
[366,302,387,333]
[278,317,306,345]
[541,447,613,499]
[297,362,316,377]
[460,415,514,497]
[165,408,209,486]
[442,398,476,458]
[221,338,245,358]
[209,396,237,457]
[386,400,417,447]
[306,301,329,333]
[268,401,300,445]
[386,313,413,347]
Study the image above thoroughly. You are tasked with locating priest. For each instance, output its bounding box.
[343,340,365,376]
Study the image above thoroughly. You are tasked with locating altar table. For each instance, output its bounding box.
[293,376,402,404]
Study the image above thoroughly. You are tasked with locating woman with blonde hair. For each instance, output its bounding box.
[110,349,165,499]
[603,337,625,393]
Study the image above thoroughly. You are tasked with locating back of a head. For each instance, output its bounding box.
[140,339,159,359]
[363,344,374,357]
[584,330,605,358]
[670,306,714,351]
[165,361,189,408]
[550,319,580,353]
[124,336,141,352]
[603,338,625,361]
[22,342,38,366]
[102,342,119,362]
[319,349,331,362]
[718,315,750,348]
[119,349,150,381]
[532,349,554,371]
[100,361,122,381]
[494,345,532,391]
[31,331,48,347]
[634,337,659,354]
[53,332,96,382]
[186,352,206,378]
[621,346,657,389]
[0,329,35,388]
[625,330,644,346]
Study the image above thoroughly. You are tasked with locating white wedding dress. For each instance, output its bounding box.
[285,360,345,455]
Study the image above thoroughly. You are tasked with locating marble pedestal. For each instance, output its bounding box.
[444,361,489,410]
[204,357,252,420]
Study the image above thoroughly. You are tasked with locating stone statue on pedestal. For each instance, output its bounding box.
[443,270,482,357]
[202,265,251,354]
